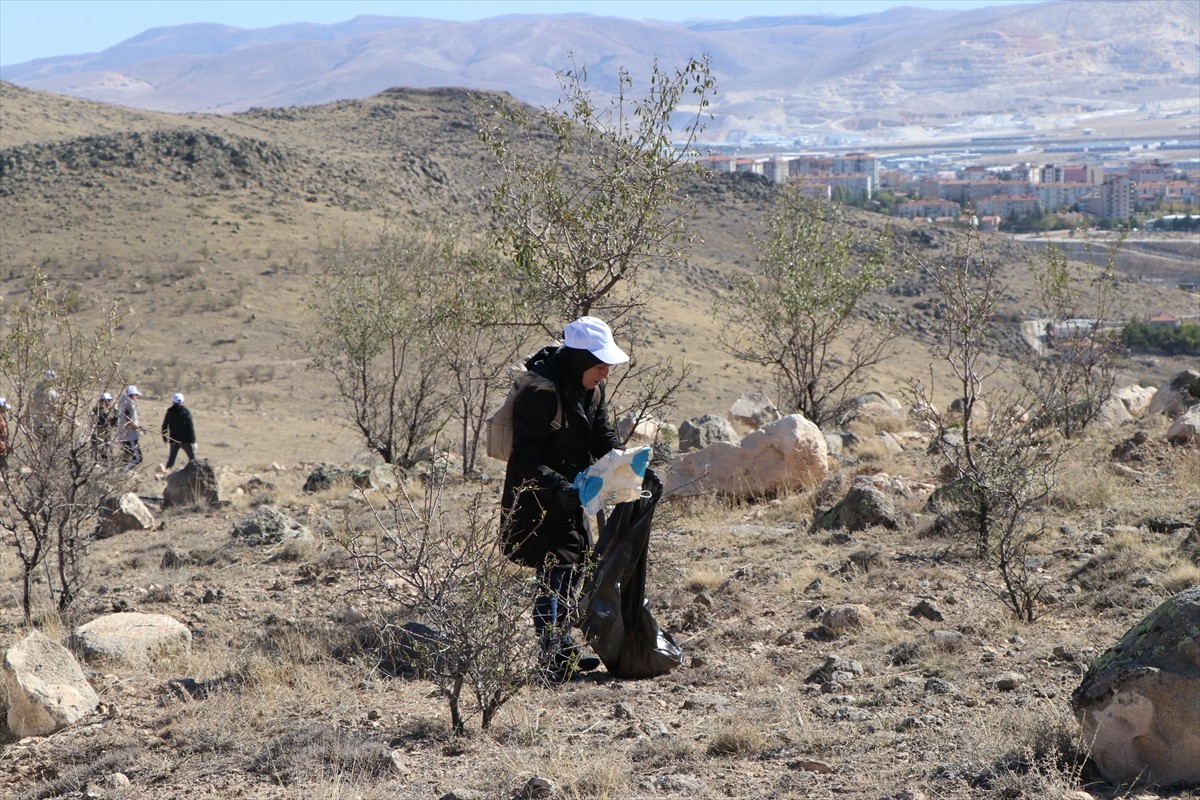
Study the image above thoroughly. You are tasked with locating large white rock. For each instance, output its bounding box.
[664,414,828,500]
[72,612,192,667]
[1167,404,1200,446]
[1112,384,1157,417]
[1071,587,1200,786]
[1091,397,1133,430]
[839,391,905,429]
[3,630,99,738]
[96,492,155,538]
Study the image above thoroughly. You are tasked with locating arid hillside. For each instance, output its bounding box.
[1,82,1199,800]
[2,81,1196,469]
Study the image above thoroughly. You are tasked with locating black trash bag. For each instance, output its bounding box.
[579,473,683,679]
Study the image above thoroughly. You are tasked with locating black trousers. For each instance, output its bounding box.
[166,442,195,469]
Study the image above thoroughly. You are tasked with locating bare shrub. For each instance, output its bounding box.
[339,480,539,734]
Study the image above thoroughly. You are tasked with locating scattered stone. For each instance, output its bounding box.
[1147,369,1200,417]
[2,630,99,738]
[72,612,192,667]
[664,415,828,500]
[160,546,197,569]
[818,479,906,531]
[805,654,865,684]
[654,775,704,792]
[1092,396,1134,429]
[1113,384,1156,417]
[788,759,835,773]
[839,390,905,429]
[96,492,155,538]
[924,677,957,695]
[1071,586,1200,786]
[163,459,220,508]
[910,599,945,622]
[1166,404,1200,445]
[989,672,1024,691]
[677,414,737,452]
[681,693,728,711]
[617,414,660,444]
[231,506,311,547]
[613,703,634,720]
[521,776,556,799]
[729,390,782,429]
[820,604,876,635]
[822,432,844,459]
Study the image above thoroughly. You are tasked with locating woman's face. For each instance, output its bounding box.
[581,363,611,390]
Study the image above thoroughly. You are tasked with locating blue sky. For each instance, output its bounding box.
[0,0,1043,66]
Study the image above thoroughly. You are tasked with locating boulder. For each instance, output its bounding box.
[839,391,905,429]
[231,506,312,547]
[3,630,99,738]
[1091,397,1133,430]
[822,432,844,460]
[677,414,737,453]
[617,414,660,444]
[303,463,397,493]
[1147,370,1200,418]
[96,493,155,538]
[664,414,828,500]
[1112,384,1157,417]
[163,459,220,508]
[820,604,876,635]
[728,391,782,430]
[1166,404,1200,446]
[818,479,906,531]
[1071,587,1200,786]
[72,612,192,667]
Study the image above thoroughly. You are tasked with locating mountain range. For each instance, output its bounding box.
[2,0,1197,146]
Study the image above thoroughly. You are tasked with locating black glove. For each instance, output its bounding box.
[557,486,581,511]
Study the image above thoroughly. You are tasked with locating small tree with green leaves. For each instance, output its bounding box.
[906,233,1064,622]
[1020,234,1125,437]
[717,191,897,428]
[480,57,713,433]
[0,272,135,623]
[306,230,453,467]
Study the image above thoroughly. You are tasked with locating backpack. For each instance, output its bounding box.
[486,371,563,462]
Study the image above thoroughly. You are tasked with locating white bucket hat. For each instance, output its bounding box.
[563,316,629,365]
[126,385,141,397]
[100,392,113,401]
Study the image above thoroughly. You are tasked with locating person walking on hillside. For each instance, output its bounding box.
[161,392,196,470]
[500,316,630,683]
[116,385,143,469]
[92,392,117,460]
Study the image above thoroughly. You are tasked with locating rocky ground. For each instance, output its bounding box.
[1,402,1197,800]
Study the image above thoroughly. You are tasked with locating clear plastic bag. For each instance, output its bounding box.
[572,446,652,516]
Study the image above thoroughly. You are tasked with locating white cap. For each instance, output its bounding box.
[172,392,184,404]
[46,369,57,380]
[100,392,113,401]
[563,316,629,365]
[126,385,141,397]
[0,397,6,408]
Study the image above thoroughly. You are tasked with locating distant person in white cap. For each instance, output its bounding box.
[117,385,143,468]
[31,369,61,438]
[91,391,117,460]
[161,392,196,469]
[500,315,631,683]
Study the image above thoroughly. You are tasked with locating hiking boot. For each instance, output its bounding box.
[559,634,601,672]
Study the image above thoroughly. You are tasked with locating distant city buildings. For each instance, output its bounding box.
[693,148,1199,225]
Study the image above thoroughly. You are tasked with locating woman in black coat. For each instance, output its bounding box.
[501,317,627,679]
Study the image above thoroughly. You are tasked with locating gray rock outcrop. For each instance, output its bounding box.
[163,459,220,508]
[818,479,906,531]
[72,612,192,667]
[96,492,155,538]
[1167,404,1200,446]
[728,391,781,430]
[677,414,737,453]
[1147,370,1200,418]
[232,506,312,547]
[1071,587,1200,786]
[664,414,828,500]
[3,630,99,738]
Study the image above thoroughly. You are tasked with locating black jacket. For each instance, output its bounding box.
[501,346,622,568]
[161,404,196,444]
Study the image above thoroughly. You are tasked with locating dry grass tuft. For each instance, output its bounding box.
[705,718,771,756]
